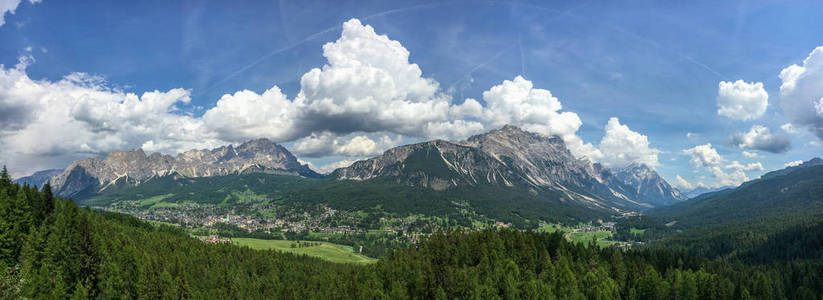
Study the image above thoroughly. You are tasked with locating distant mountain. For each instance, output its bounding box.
[612,163,685,206]
[333,125,679,211]
[81,125,687,225]
[760,157,823,180]
[680,186,732,199]
[648,161,823,229]
[51,139,320,198]
[13,169,63,187]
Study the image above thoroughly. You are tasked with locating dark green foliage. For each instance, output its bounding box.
[649,165,823,229]
[3,165,823,298]
[88,172,608,227]
[613,216,671,242]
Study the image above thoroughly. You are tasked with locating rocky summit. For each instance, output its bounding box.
[613,163,685,206]
[334,125,683,210]
[50,139,319,198]
[13,169,64,188]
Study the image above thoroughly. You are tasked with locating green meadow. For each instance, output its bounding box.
[231,238,377,264]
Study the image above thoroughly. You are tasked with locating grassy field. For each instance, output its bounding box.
[137,194,174,209]
[537,223,616,248]
[630,227,647,236]
[231,238,377,264]
[567,230,616,248]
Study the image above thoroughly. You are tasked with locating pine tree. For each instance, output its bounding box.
[0,166,11,188]
[41,182,55,221]
[0,189,31,265]
[0,191,13,264]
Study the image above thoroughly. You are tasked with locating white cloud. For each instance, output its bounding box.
[0,17,661,176]
[780,46,823,139]
[293,19,459,138]
[292,132,400,157]
[309,159,359,175]
[682,143,723,167]
[0,0,39,27]
[674,175,694,190]
[202,87,300,142]
[473,76,602,160]
[0,56,222,175]
[725,161,763,172]
[686,132,699,139]
[781,123,798,134]
[784,160,803,168]
[682,143,761,188]
[598,117,660,168]
[716,80,768,121]
[729,125,791,153]
[741,151,758,158]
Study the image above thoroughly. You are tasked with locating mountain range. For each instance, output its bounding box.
[649,157,823,229]
[13,168,63,187]
[20,125,684,218]
[333,125,684,211]
[48,138,319,198]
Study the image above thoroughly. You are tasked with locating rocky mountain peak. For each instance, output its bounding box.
[50,138,319,198]
[613,163,684,206]
[617,163,655,179]
[333,125,685,210]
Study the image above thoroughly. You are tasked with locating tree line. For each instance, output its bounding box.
[1,166,822,299]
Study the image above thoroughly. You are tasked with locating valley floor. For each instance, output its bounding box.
[230,238,377,264]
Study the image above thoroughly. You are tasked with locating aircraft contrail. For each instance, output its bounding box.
[495,0,726,78]
[201,1,461,95]
[449,44,516,92]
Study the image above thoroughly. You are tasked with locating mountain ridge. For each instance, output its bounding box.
[333,125,683,210]
[648,158,823,229]
[13,169,63,187]
[43,125,683,212]
[50,138,319,198]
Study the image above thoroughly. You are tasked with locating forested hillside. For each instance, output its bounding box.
[649,164,823,229]
[86,172,606,227]
[2,166,823,299]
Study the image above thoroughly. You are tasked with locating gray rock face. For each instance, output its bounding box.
[51,139,319,198]
[613,163,685,206]
[333,125,669,211]
[13,169,63,188]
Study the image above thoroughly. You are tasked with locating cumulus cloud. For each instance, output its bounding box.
[292,132,400,157]
[202,87,299,142]
[309,159,359,175]
[293,19,460,138]
[598,118,660,168]
[682,143,761,188]
[716,80,768,121]
[0,17,661,176]
[741,151,758,158]
[674,175,695,190]
[472,76,602,160]
[784,160,803,168]
[0,56,222,175]
[725,161,763,172]
[781,123,798,134]
[780,46,823,139]
[729,125,791,153]
[0,0,39,27]
[682,143,723,168]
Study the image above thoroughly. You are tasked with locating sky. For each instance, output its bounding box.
[1,0,822,191]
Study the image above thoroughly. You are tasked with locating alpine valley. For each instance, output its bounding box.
[38,126,683,227]
[6,5,823,298]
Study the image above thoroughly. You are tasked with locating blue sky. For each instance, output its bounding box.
[1,0,822,190]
